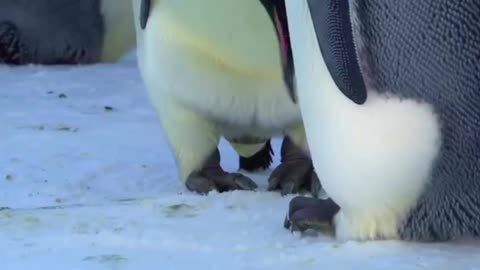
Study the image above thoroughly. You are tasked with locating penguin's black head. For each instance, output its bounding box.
[259,0,296,103]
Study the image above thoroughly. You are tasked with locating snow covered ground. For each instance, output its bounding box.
[1,52,480,270]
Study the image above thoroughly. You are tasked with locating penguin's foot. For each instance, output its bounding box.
[185,148,258,194]
[186,171,257,194]
[284,196,340,234]
[268,137,321,196]
[0,21,21,64]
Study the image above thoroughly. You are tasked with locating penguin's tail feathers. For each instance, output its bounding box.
[238,139,274,172]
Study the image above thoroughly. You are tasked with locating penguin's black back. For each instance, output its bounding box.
[354,0,480,241]
[0,0,104,65]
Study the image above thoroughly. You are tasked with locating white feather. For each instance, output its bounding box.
[284,0,442,240]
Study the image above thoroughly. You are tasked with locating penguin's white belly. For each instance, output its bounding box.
[145,41,300,129]
[141,15,301,134]
[139,8,301,133]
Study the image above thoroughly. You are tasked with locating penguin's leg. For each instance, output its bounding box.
[268,125,321,197]
[158,100,257,194]
[0,21,22,64]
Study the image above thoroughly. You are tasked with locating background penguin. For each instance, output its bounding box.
[260,0,480,241]
[132,0,320,195]
[0,0,135,65]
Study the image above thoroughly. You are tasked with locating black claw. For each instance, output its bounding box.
[232,173,258,190]
[185,176,216,195]
[288,196,322,217]
[267,176,281,191]
[281,181,296,196]
[310,173,321,198]
[290,207,334,232]
[212,173,256,192]
[268,137,320,196]
[284,215,291,229]
[268,161,312,195]
[185,148,257,194]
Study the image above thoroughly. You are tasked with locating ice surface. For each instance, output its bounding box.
[1,52,479,270]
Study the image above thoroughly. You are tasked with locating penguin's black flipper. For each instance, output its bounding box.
[140,0,151,30]
[239,139,274,172]
[307,0,367,104]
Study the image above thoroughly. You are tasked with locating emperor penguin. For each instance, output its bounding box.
[0,0,135,64]
[132,0,320,195]
[260,0,480,242]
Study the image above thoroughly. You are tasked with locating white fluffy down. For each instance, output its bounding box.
[284,0,442,240]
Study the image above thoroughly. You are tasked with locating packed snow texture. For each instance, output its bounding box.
[1,52,479,270]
